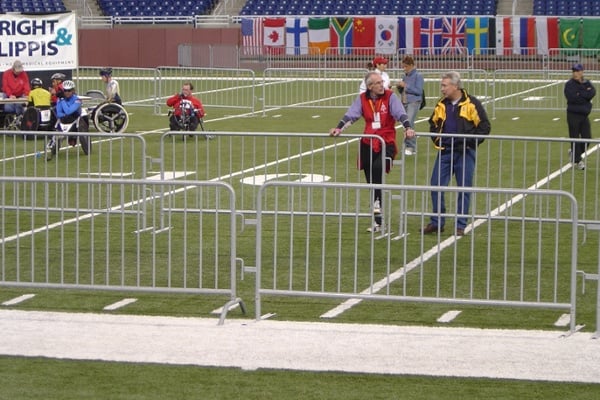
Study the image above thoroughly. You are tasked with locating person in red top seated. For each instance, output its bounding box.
[1,60,30,115]
[166,82,205,132]
[329,71,415,233]
[49,72,66,106]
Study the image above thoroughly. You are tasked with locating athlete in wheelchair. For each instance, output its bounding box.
[85,67,128,134]
[20,77,54,139]
[45,80,91,161]
[166,82,213,140]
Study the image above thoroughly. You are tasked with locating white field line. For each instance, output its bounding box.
[1,294,35,306]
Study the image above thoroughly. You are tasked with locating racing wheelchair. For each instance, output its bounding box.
[45,110,91,161]
[20,106,55,140]
[85,90,129,134]
[168,99,214,140]
[45,80,91,161]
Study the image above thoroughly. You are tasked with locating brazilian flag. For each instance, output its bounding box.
[559,18,581,49]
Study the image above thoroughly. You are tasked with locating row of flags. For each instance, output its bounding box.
[240,16,600,56]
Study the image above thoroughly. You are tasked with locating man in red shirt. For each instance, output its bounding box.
[2,60,30,115]
[166,82,205,132]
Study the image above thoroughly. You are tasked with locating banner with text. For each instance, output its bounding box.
[0,12,78,71]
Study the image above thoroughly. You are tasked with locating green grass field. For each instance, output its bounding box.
[1,72,600,398]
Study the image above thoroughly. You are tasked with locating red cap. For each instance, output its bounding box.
[373,57,389,65]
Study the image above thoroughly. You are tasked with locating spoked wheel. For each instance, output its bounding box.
[93,102,128,133]
[3,113,21,131]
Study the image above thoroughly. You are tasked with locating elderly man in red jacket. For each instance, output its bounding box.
[2,60,30,115]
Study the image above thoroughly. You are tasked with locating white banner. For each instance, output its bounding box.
[0,13,78,71]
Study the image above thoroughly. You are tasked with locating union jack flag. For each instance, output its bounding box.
[442,17,466,55]
[420,18,443,55]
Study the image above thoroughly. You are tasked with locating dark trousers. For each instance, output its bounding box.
[360,142,395,224]
[566,112,591,163]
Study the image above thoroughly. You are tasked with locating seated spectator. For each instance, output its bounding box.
[1,60,30,115]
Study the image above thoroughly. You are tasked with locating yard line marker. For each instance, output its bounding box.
[437,310,462,323]
[103,298,138,311]
[146,171,195,180]
[85,172,135,177]
[2,294,35,306]
[554,313,571,327]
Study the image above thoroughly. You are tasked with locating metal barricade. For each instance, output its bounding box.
[254,181,580,333]
[0,176,243,325]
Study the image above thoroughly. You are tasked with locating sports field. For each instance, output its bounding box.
[1,70,599,397]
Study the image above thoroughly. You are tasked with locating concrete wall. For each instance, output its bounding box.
[78,26,240,67]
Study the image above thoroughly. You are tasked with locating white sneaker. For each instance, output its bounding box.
[404,148,416,156]
[577,161,585,170]
[373,200,381,215]
[366,223,384,233]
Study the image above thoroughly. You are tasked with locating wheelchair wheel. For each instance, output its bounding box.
[2,113,21,131]
[93,102,128,133]
[78,117,91,155]
[20,107,39,140]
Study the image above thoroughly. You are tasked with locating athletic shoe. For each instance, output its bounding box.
[577,161,585,170]
[203,133,215,140]
[404,147,416,156]
[373,199,381,215]
[366,223,384,233]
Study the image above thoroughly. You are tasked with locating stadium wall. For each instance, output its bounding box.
[78,27,240,67]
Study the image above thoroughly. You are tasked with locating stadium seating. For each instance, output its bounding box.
[239,0,498,16]
[0,0,66,13]
[533,0,600,16]
[97,0,216,17]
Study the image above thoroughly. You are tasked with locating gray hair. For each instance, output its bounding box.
[364,71,381,87]
[441,71,461,88]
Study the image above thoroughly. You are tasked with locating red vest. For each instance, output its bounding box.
[359,89,397,153]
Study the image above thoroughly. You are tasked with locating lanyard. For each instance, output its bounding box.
[368,98,382,114]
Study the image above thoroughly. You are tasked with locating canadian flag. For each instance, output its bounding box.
[264,17,285,47]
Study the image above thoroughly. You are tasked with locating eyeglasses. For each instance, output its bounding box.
[64,89,73,92]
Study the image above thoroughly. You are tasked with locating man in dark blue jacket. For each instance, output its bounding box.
[423,71,491,237]
[564,63,596,170]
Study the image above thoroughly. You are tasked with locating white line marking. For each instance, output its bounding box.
[437,310,462,323]
[146,171,195,180]
[554,313,571,327]
[103,298,138,311]
[85,172,135,177]
[2,294,36,306]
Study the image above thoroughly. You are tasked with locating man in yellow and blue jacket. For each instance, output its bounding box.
[423,71,491,237]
